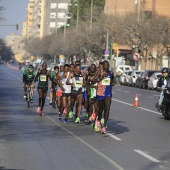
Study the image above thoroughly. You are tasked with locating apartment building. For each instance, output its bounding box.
[43,0,71,36]
[5,33,24,56]
[22,0,71,39]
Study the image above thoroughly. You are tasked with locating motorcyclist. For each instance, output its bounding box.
[157,67,169,110]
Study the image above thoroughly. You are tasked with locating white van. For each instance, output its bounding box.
[116,65,132,73]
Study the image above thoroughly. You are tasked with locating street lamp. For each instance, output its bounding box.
[74,4,79,27]
[90,0,93,29]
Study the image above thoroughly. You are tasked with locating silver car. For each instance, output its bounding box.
[128,70,144,86]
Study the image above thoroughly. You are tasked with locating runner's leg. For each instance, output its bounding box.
[103,97,111,127]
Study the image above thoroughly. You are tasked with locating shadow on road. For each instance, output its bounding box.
[0,167,24,170]
[107,119,130,135]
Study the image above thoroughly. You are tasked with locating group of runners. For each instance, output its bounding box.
[23,60,114,134]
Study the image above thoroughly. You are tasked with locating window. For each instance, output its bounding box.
[58,3,68,9]
[57,22,65,28]
[50,22,56,28]
[51,3,57,9]
[58,12,66,18]
[50,13,56,19]
[144,11,152,19]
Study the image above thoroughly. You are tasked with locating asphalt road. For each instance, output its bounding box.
[0,64,170,170]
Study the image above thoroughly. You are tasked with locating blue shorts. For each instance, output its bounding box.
[84,90,88,100]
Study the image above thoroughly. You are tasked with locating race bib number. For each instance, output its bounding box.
[40,75,47,82]
[102,77,110,85]
[75,81,83,88]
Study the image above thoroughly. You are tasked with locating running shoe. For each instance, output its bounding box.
[91,112,96,121]
[94,121,101,132]
[30,99,34,103]
[101,118,104,127]
[85,113,88,118]
[40,110,44,116]
[58,117,63,122]
[24,94,27,98]
[101,127,107,134]
[37,106,41,113]
[64,118,69,124]
[75,117,80,123]
[49,101,52,105]
[68,111,73,118]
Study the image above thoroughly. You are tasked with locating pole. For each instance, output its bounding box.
[90,0,93,29]
[136,0,141,70]
[56,0,59,36]
[64,24,66,37]
[76,5,79,27]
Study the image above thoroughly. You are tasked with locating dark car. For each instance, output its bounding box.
[139,70,160,89]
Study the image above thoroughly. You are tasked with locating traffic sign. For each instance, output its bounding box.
[104,49,109,55]
[133,52,141,61]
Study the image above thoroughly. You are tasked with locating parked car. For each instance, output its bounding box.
[116,65,132,73]
[148,72,162,90]
[119,71,129,85]
[135,71,145,88]
[128,70,144,86]
[124,71,133,85]
[139,70,160,89]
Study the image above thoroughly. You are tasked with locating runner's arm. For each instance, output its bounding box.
[66,73,74,87]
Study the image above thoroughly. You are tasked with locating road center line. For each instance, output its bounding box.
[134,150,161,163]
[124,91,130,93]
[46,116,125,170]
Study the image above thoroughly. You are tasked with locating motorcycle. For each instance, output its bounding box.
[156,87,170,120]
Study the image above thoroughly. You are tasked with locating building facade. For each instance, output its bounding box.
[105,0,170,70]
[43,0,71,36]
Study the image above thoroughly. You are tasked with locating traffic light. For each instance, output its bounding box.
[66,19,70,27]
[16,24,19,30]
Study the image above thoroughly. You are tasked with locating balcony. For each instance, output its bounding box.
[28,15,34,21]
[28,21,33,27]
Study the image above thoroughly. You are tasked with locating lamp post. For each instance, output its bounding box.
[134,0,141,70]
[74,4,79,27]
[90,0,93,29]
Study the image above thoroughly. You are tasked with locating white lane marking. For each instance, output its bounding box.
[107,132,122,141]
[148,97,153,98]
[136,94,141,96]
[134,150,161,163]
[111,98,161,115]
[154,94,160,97]
[124,91,130,93]
[5,72,22,82]
[46,116,125,170]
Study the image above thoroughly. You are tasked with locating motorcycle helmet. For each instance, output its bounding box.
[162,67,168,73]
[28,64,34,70]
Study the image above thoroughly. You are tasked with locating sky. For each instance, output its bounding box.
[0,0,29,39]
